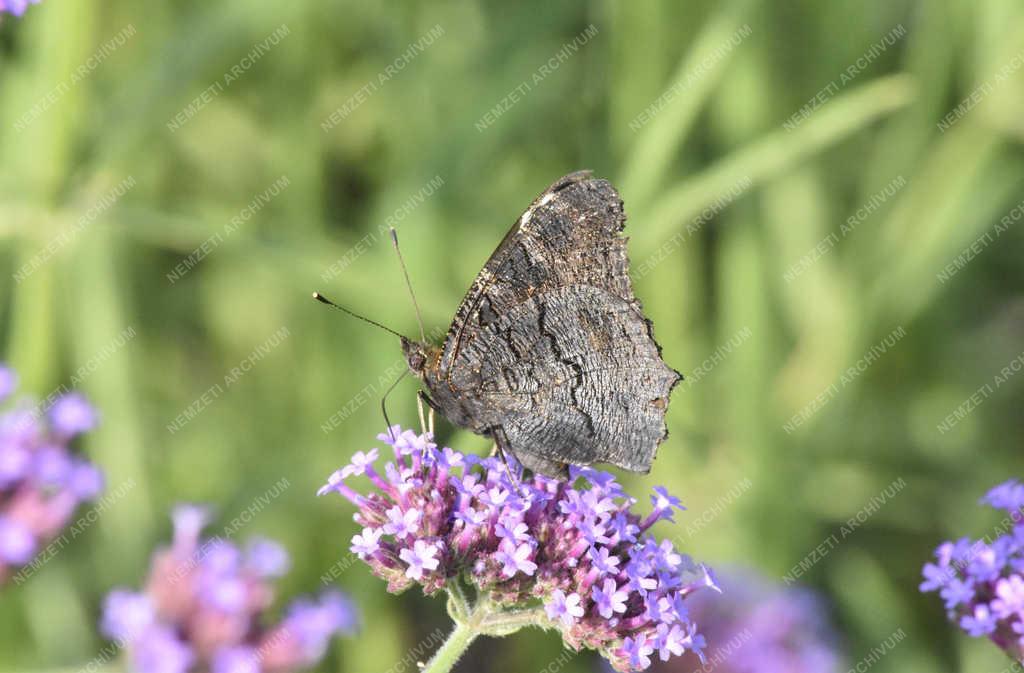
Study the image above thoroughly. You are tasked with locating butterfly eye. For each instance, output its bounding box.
[407,351,427,373]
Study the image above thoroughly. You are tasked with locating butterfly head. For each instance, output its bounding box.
[401,336,435,378]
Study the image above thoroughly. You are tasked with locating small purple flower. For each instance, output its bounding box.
[0,0,41,17]
[992,575,1024,617]
[983,479,1024,514]
[920,561,953,592]
[495,540,537,578]
[318,590,359,634]
[437,446,464,469]
[316,469,346,497]
[545,589,585,626]
[68,460,105,499]
[101,589,155,641]
[960,604,998,636]
[341,449,378,478]
[940,578,975,610]
[399,539,440,580]
[967,544,1003,582]
[203,539,242,574]
[495,520,530,544]
[650,487,685,523]
[609,512,640,543]
[0,442,31,488]
[579,516,612,546]
[384,506,421,539]
[593,578,629,619]
[625,567,659,596]
[48,393,98,438]
[583,489,618,516]
[589,545,622,574]
[171,504,210,551]
[622,634,654,670]
[654,622,688,661]
[200,573,248,613]
[1,408,40,445]
[211,646,259,673]
[283,590,359,654]
[0,516,36,565]
[456,507,488,527]
[132,626,195,673]
[483,484,511,507]
[33,444,72,487]
[284,591,359,652]
[644,593,672,623]
[245,537,290,578]
[351,527,383,558]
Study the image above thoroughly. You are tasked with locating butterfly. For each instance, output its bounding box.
[399,171,680,478]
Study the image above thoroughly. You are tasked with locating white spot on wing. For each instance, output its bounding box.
[521,192,557,228]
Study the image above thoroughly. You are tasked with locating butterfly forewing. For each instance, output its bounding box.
[440,172,634,374]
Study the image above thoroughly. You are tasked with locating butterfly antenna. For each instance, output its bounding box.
[380,368,410,442]
[493,429,522,490]
[312,292,406,340]
[389,227,427,342]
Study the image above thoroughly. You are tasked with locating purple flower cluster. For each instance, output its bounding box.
[101,504,357,673]
[0,0,39,16]
[0,365,104,584]
[920,479,1024,662]
[643,568,841,673]
[319,426,719,672]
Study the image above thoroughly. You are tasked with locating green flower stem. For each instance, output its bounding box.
[478,606,548,636]
[421,618,479,673]
[446,577,472,623]
[423,588,549,673]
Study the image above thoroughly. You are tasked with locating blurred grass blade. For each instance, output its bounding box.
[619,0,755,207]
[637,74,916,258]
[864,123,1006,326]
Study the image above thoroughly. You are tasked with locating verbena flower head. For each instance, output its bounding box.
[0,364,104,584]
[319,426,719,672]
[101,504,358,673]
[642,568,842,673]
[0,0,40,17]
[920,479,1024,662]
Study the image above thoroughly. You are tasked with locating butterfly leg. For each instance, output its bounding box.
[414,390,436,437]
[417,390,428,436]
[492,427,523,489]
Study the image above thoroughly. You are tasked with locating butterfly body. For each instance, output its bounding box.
[402,171,680,478]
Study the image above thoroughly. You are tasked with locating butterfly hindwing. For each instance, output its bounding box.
[475,284,679,473]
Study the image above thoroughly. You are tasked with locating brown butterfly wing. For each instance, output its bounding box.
[435,171,679,474]
[439,171,631,373]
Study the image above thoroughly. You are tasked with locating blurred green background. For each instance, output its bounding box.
[2,1,1024,671]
